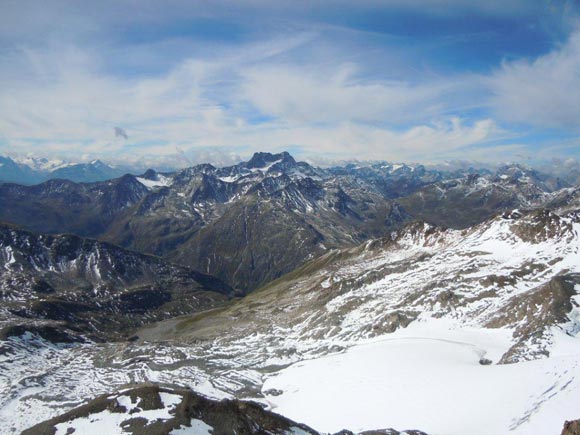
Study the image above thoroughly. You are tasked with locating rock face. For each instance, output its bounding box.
[0,152,570,292]
[0,175,150,236]
[20,384,428,435]
[562,420,580,435]
[485,273,579,363]
[0,223,232,342]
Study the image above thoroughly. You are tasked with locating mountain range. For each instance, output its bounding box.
[1,151,580,434]
[0,151,574,292]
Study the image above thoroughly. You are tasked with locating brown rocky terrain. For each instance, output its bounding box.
[21,384,429,435]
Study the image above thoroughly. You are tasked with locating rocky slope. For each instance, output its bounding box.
[562,420,580,435]
[101,152,414,291]
[0,223,232,342]
[138,208,580,364]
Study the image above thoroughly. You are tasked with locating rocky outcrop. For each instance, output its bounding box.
[20,384,429,435]
[485,273,579,363]
[562,419,580,435]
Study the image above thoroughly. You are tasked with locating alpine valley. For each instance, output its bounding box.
[1,152,580,435]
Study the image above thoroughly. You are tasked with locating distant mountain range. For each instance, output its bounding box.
[0,155,135,184]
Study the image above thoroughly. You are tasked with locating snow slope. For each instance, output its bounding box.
[263,319,580,435]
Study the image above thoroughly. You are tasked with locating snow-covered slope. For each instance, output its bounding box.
[141,208,580,434]
[12,155,73,172]
[163,208,579,362]
[263,320,580,435]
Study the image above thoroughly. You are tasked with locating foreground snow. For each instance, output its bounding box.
[263,319,580,435]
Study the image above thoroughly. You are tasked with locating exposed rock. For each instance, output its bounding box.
[0,153,566,292]
[485,274,579,363]
[563,420,580,435]
[20,384,429,435]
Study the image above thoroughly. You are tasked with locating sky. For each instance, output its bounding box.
[1,0,580,166]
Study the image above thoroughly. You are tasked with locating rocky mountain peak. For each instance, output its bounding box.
[142,168,158,180]
[246,151,295,169]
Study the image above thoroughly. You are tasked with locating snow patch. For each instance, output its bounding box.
[250,159,283,173]
[136,175,172,189]
[170,419,213,434]
[218,175,241,183]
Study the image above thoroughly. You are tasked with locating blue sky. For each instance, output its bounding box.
[1,0,580,165]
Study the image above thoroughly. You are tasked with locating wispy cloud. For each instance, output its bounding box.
[489,27,580,130]
[240,64,456,125]
[0,0,578,164]
[0,29,491,162]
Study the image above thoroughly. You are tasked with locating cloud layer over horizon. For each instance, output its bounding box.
[1,0,579,164]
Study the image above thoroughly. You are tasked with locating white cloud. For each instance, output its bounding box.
[170,117,500,163]
[241,65,452,125]
[489,28,580,129]
[0,29,498,164]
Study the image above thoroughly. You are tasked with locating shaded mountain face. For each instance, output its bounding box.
[0,223,232,342]
[21,384,428,435]
[0,152,573,292]
[0,175,150,236]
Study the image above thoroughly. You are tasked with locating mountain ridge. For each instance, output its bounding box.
[0,222,233,342]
